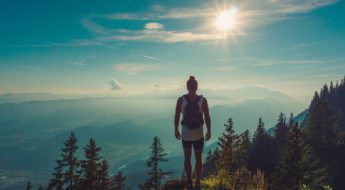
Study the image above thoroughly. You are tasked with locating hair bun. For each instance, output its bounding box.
[189,76,195,80]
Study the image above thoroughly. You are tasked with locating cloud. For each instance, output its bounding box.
[145,22,164,30]
[95,7,210,21]
[3,1,338,48]
[82,14,239,43]
[82,17,110,34]
[213,66,237,72]
[99,29,234,43]
[153,83,182,91]
[0,39,106,48]
[113,63,164,74]
[252,58,343,67]
[84,1,337,22]
[212,57,257,64]
[72,60,87,66]
[142,54,163,62]
[110,79,123,90]
[19,65,43,71]
[285,40,329,52]
[80,0,337,44]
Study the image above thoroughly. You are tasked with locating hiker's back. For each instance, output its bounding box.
[180,94,204,141]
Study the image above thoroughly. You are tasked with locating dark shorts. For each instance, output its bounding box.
[182,137,204,150]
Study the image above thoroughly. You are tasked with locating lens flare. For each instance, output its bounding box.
[216,7,238,31]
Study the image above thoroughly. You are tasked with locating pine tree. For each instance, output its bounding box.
[61,132,79,190]
[234,129,250,167]
[202,149,214,177]
[320,84,330,101]
[217,118,237,173]
[330,81,335,93]
[111,171,126,190]
[300,144,328,189]
[249,117,276,177]
[47,160,63,190]
[273,112,287,163]
[214,118,245,188]
[98,160,111,190]
[232,129,252,188]
[205,149,212,163]
[254,117,265,139]
[202,147,221,177]
[271,123,328,190]
[309,91,320,111]
[288,112,294,127]
[26,181,33,190]
[80,138,103,190]
[335,81,339,90]
[305,100,340,188]
[47,132,79,190]
[140,136,171,190]
[274,112,287,146]
[306,101,338,164]
[333,136,345,189]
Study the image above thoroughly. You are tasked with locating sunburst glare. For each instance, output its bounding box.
[215,7,238,32]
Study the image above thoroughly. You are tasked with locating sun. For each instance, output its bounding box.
[215,7,238,32]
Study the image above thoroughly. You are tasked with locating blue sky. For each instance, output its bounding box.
[0,0,344,102]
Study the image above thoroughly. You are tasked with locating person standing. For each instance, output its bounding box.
[174,76,211,190]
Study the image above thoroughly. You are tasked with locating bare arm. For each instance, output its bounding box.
[174,97,182,139]
[202,98,211,140]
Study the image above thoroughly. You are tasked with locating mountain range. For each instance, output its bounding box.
[0,87,305,189]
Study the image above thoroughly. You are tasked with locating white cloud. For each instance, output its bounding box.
[252,58,343,67]
[72,60,87,66]
[142,54,163,62]
[85,1,337,22]
[100,29,232,43]
[79,0,338,43]
[81,17,109,34]
[145,22,164,30]
[96,7,210,21]
[6,1,337,47]
[157,7,211,19]
[212,57,257,64]
[153,83,183,91]
[110,79,123,90]
[286,40,329,52]
[1,39,106,48]
[213,66,237,72]
[113,63,164,74]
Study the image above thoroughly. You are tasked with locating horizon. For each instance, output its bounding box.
[1,1,345,189]
[1,0,345,104]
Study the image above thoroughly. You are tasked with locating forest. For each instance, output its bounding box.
[25,76,345,190]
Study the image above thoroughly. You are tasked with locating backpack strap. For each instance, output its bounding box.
[183,94,190,103]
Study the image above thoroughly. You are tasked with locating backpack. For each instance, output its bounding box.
[181,95,204,129]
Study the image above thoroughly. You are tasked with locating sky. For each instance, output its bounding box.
[0,0,344,103]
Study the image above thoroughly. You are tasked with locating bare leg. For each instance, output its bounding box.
[183,148,192,181]
[194,148,203,185]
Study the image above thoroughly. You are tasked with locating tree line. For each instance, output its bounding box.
[202,76,345,190]
[25,133,170,190]
[26,132,127,190]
